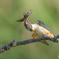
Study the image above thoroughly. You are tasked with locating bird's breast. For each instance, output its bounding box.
[36,26,50,35]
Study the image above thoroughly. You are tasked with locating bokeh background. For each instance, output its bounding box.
[0,0,59,59]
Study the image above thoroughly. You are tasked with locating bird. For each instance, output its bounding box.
[17,10,54,46]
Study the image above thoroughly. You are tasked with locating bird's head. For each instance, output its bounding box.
[24,18,39,32]
[24,19,32,31]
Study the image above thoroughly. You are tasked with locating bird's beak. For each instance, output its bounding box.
[24,19,32,31]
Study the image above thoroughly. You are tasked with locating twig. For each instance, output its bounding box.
[0,35,59,54]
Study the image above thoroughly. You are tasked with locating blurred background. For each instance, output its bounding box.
[0,0,59,59]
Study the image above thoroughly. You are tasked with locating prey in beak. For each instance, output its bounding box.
[16,10,33,22]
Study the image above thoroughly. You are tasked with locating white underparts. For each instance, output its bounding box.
[31,24,39,31]
[31,24,50,35]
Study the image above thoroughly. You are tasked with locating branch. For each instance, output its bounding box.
[0,35,59,54]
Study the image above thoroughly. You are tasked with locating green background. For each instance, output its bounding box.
[0,0,59,59]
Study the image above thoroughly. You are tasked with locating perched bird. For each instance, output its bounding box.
[17,10,54,46]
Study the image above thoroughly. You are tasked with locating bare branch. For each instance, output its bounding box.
[0,35,59,54]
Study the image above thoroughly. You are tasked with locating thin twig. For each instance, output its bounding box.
[0,35,59,54]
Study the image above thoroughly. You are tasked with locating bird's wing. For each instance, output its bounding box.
[38,20,51,33]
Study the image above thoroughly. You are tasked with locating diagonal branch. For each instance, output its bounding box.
[0,35,59,54]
